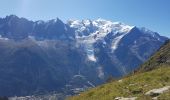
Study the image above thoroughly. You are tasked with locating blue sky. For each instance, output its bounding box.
[0,0,170,37]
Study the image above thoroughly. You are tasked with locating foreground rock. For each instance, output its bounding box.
[115,97,137,100]
[145,86,170,97]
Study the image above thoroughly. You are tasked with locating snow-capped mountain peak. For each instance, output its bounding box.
[67,19,134,61]
[82,19,92,26]
[68,19,134,37]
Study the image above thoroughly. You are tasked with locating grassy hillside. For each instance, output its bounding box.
[138,40,170,72]
[69,66,170,100]
[69,40,170,100]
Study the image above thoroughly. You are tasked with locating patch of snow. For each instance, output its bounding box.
[134,40,137,44]
[71,88,85,93]
[97,66,105,79]
[65,84,72,87]
[88,54,97,62]
[82,19,91,26]
[93,18,133,34]
[36,20,44,25]
[68,19,82,28]
[73,75,85,79]
[53,18,59,23]
[0,35,9,40]
[111,34,125,52]
[87,81,95,87]
[28,36,35,40]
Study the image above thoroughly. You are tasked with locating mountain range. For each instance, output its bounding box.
[0,15,168,97]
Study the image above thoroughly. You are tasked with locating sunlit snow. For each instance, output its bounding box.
[68,19,134,61]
